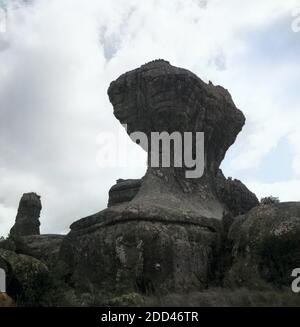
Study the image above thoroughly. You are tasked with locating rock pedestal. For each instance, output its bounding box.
[60,60,251,294]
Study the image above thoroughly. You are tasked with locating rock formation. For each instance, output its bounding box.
[13,234,65,269]
[107,59,246,221]
[108,179,141,207]
[59,60,253,294]
[0,248,50,305]
[1,60,300,307]
[10,193,41,237]
[215,170,259,217]
[225,202,300,288]
[108,171,259,217]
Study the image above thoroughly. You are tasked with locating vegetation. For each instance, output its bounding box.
[260,196,280,205]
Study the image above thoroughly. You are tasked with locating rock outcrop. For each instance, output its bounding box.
[13,234,65,269]
[107,59,246,221]
[1,60,300,307]
[0,249,50,305]
[108,171,259,217]
[108,179,141,207]
[59,60,247,294]
[215,170,259,217]
[10,193,41,237]
[225,202,300,288]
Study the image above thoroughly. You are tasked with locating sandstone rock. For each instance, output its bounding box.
[108,59,245,175]
[108,59,245,221]
[0,249,50,305]
[215,169,259,217]
[225,202,300,288]
[108,170,259,218]
[108,179,141,207]
[10,193,41,237]
[13,234,65,268]
[60,60,248,294]
[60,207,221,294]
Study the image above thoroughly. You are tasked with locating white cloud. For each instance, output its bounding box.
[0,0,299,236]
[247,179,300,202]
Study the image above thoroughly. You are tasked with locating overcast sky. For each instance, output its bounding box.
[0,0,299,236]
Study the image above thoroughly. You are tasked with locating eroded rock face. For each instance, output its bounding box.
[13,234,65,268]
[10,193,41,237]
[108,171,259,218]
[60,207,221,294]
[225,202,300,288]
[60,60,247,294]
[107,60,245,221]
[108,179,142,207]
[0,249,50,305]
[108,59,245,176]
[215,170,259,217]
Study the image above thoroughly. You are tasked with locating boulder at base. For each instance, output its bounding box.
[225,202,300,288]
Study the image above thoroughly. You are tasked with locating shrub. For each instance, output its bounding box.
[260,196,280,205]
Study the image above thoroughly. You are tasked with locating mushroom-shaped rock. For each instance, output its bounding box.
[108,59,245,176]
[61,60,248,295]
[108,60,245,221]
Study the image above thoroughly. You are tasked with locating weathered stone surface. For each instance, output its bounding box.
[108,59,245,221]
[215,169,259,217]
[0,249,50,304]
[108,170,259,218]
[10,193,41,237]
[60,206,222,294]
[225,202,300,288]
[108,179,141,207]
[13,234,65,268]
[59,60,249,295]
[108,59,245,176]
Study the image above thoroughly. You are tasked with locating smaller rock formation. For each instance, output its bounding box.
[10,193,41,237]
[13,234,65,268]
[108,179,141,207]
[0,248,50,305]
[215,170,259,217]
[225,202,300,288]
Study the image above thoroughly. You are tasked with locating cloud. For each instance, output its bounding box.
[247,179,300,202]
[0,0,299,235]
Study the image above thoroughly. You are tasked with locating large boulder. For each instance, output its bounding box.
[60,205,221,294]
[10,193,41,237]
[0,249,51,305]
[13,234,65,268]
[225,202,300,288]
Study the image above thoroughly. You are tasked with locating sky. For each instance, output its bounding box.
[0,0,299,236]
